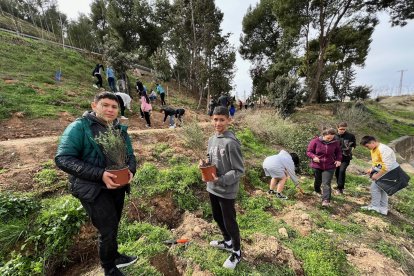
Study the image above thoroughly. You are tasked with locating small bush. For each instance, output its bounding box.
[0,192,40,221]
[178,120,207,160]
[34,169,58,186]
[0,252,43,276]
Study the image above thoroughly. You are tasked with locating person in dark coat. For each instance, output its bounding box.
[334,122,356,195]
[55,92,137,276]
[161,106,176,128]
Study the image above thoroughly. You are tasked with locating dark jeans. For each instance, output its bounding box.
[144,111,151,126]
[108,77,116,92]
[80,189,125,269]
[209,193,240,251]
[95,74,103,87]
[335,160,350,190]
[160,93,166,105]
[140,107,144,118]
[120,105,125,116]
[313,169,335,201]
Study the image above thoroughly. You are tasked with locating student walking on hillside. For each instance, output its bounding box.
[161,106,176,128]
[141,93,152,128]
[263,150,300,200]
[334,122,356,195]
[106,66,116,92]
[307,128,342,207]
[360,136,410,215]
[156,83,166,105]
[201,106,244,269]
[92,63,104,88]
[55,92,137,276]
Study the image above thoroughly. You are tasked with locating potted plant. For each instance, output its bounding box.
[180,120,216,182]
[95,125,130,185]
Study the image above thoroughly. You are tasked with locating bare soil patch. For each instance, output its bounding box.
[345,243,405,276]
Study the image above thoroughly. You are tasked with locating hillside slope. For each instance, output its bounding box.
[1,30,414,276]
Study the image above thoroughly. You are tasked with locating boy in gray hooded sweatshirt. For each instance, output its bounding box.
[201,106,244,270]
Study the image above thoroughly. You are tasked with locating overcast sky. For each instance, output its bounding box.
[57,0,414,98]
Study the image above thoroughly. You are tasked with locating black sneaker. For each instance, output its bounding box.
[275,193,288,200]
[209,240,233,252]
[104,267,125,276]
[115,254,138,268]
[268,189,277,195]
[223,251,241,269]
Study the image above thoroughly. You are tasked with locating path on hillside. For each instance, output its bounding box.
[0,122,211,149]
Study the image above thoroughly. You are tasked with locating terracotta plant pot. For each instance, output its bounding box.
[200,165,217,182]
[107,167,130,185]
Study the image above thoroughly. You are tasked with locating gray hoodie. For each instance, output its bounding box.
[206,130,244,199]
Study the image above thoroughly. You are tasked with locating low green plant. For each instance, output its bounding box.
[288,234,353,276]
[0,252,43,276]
[394,176,414,220]
[236,128,273,158]
[374,240,404,262]
[0,192,40,221]
[24,196,87,272]
[34,169,58,186]
[311,210,362,235]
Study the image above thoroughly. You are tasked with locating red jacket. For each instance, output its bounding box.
[307,137,342,170]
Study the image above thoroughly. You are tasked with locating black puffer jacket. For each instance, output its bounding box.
[55,112,137,202]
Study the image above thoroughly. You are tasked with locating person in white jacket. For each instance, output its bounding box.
[115,92,132,119]
[262,150,300,200]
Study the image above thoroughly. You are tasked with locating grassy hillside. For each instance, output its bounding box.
[1,28,414,276]
[0,31,99,119]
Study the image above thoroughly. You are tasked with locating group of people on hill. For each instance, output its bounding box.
[92,63,127,93]
[208,94,257,119]
[92,63,187,129]
[55,89,409,275]
[263,122,409,215]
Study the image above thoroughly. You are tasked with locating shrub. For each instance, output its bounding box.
[0,192,40,221]
[178,120,208,160]
[34,169,58,186]
[241,112,317,172]
[25,196,87,272]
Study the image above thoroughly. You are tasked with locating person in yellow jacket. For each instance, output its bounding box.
[360,136,400,215]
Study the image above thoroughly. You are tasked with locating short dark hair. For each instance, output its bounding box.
[94,92,119,105]
[212,106,229,117]
[289,152,300,168]
[337,122,348,128]
[360,135,376,146]
[321,128,336,136]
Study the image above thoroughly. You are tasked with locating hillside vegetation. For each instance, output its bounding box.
[1,30,414,276]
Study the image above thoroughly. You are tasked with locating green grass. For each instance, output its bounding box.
[374,240,404,262]
[393,175,414,220]
[0,32,97,120]
[288,234,356,276]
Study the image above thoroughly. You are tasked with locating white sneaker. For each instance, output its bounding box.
[120,116,128,119]
[223,251,241,269]
[209,240,233,252]
[361,205,387,215]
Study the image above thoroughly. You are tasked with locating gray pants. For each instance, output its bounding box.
[370,181,388,213]
[313,169,335,201]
